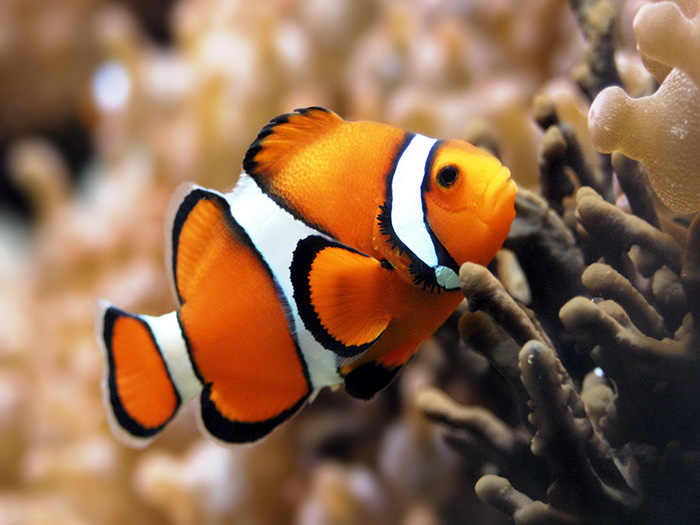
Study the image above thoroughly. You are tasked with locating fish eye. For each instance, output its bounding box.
[436,165,459,188]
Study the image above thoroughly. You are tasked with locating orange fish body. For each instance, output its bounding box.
[97,107,516,446]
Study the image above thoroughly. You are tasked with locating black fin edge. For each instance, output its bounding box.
[242,106,333,176]
[290,235,381,358]
[171,188,223,304]
[103,306,180,438]
[344,362,401,400]
[200,383,310,443]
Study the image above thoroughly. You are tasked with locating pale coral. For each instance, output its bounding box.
[588,0,700,213]
[589,68,700,212]
[634,0,700,86]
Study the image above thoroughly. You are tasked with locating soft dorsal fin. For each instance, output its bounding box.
[167,184,232,304]
[243,107,343,178]
[290,235,394,358]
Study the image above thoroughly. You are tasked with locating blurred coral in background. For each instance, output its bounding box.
[2,0,699,523]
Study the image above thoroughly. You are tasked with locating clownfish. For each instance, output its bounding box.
[96,107,516,447]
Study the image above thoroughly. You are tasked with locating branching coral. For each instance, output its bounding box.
[477,341,631,525]
[422,262,634,523]
[568,0,623,100]
[499,185,590,377]
[422,193,700,522]
[418,3,700,520]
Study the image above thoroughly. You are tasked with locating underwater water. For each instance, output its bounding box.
[1,0,699,524]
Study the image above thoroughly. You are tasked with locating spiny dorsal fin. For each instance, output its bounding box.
[243,107,343,178]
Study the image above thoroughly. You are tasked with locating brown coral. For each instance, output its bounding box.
[419,2,700,517]
[423,188,700,523]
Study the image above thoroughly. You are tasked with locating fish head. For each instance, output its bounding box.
[377,134,516,292]
[414,139,517,290]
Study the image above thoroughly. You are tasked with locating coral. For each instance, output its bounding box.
[589,68,700,213]
[475,342,631,525]
[575,187,683,275]
[533,94,610,201]
[588,0,700,212]
[610,152,659,230]
[634,0,700,87]
[568,0,623,100]
[423,199,700,522]
[5,0,700,523]
[418,2,700,519]
[500,187,589,376]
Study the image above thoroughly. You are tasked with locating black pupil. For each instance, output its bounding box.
[437,165,458,187]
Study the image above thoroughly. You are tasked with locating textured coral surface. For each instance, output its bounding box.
[589,1,700,212]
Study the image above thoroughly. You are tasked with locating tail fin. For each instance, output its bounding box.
[96,301,202,448]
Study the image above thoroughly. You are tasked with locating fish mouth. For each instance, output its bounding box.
[486,165,514,195]
[482,166,517,224]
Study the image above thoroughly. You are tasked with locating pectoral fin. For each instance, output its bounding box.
[290,235,393,358]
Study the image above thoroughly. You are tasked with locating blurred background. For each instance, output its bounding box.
[0,0,646,523]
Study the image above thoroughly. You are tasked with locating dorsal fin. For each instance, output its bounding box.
[243,107,343,178]
[168,185,232,304]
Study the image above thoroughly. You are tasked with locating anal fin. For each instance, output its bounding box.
[343,362,402,400]
[341,340,418,400]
